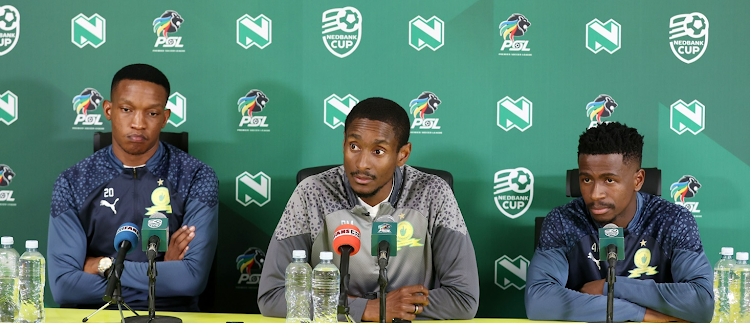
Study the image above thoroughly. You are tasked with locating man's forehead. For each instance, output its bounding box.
[346,119,397,142]
[578,153,635,172]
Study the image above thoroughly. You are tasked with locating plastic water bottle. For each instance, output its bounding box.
[733,252,750,323]
[286,250,312,323]
[18,240,44,323]
[714,247,736,323]
[312,251,339,323]
[0,237,19,323]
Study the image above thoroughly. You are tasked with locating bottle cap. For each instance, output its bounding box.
[721,247,735,256]
[292,250,306,259]
[320,251,333,260]
[1,237,12,245]
[738,252,749,261]
[25,240,38,249]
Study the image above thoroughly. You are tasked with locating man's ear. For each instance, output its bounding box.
[397,142,412,167]
[161,108,171,129]
[103,100,112,121]
[633,168,645,192]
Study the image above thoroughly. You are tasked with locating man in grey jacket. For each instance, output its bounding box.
[258,97,479,321]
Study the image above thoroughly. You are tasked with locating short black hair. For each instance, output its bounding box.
[578,122,644,167]
[344,97,410,148]
[111,64,170,100]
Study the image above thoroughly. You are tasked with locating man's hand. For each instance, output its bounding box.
[84,256,104,275]
[361,285,429,322]
[579,279,605,295]
[165,225,195,261]
[643,308,688,322]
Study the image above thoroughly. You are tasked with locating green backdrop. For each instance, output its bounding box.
[0,0,746,318]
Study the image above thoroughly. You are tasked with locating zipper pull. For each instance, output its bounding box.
[133,168,137,179]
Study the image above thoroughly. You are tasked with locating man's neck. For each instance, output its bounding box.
[112,142,159,167]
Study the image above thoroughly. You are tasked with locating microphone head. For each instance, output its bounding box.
[603,223,619,229]
[149,212,167,218]
[114,223,140,254]
[333,224,361,256]
[374,214,396,223]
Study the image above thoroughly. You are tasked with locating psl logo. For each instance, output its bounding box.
[410,92,441,130]
[153,10,184,48]
[670,175,702,215]
[669,13,709,64]
[236,247,265,286]
[166,92,187,127]
[72,88,104,126]
[409,16,444,51]
[324,94,358,129]
[236,171,271,207]
[499,14,531,54]
[670,100,704,135]
[0,164,15,202]
[322,7,362,58]
[493,167,534,219]
[586,94,618,128]
[237,14,271,49]
[238,90,270,128]
[586,19,620,54]
[71,13,106,48]
[495,255,529,290]
[0,91,18,126]
[497,96,532,132]
[0,5,19,56]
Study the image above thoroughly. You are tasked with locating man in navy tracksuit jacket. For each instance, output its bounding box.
[47,64,218,311]
[525,122,713,322]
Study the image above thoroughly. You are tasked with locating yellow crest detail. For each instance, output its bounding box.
[628,247,659,278]
[397,221,423,250]
[145,186,172,215]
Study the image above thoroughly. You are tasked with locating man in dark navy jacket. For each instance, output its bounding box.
[525,122,713,322]
[48,64,218,311]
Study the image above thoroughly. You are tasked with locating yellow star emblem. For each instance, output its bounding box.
[640,239,647,247]
[399,213,406,220]
[157,178,164,186]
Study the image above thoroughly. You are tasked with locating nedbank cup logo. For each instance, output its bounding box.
[166,92,187,127]
[0,5,19,56]
[410,92,441,130]
[0,91,18,126]
[670,175,702,215]
[153,10,184,49]
[72,88,104,126]
[237,89,269,128]
[670,100,705,135]
[669,13,708,64]
[71,13,106,48]
[493,167,534,219]
[236,171,271,207]
[586,94,618,128]
[499,14,531,54]
[322,7,362,58]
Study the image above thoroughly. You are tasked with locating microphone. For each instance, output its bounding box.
[142,212,169,260]
[598,223,625,323]
[598,223,624,266]
[104,223,140,302]
[333,224,360,314]
[371,215,397,260]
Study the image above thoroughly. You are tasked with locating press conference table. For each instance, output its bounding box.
[45,308,580,323]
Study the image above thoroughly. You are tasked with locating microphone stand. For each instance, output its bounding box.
[377,241,390,323]
[148,251,157,320]
[338,245,354,315]
[606,263,615,323]
[125,238,182,323]
[83,260,139,323]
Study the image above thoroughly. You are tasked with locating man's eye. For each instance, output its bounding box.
[607,178,615,183]
[374,149,384,155]
[582,178,591,183]
[350,143,359,150]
